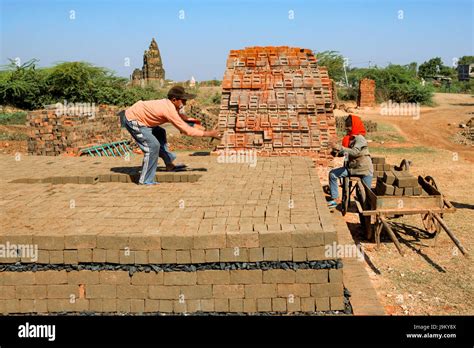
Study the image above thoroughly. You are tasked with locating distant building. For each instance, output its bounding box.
[189,76,196,87]
[131,38,166,87]
[458,64,474,81]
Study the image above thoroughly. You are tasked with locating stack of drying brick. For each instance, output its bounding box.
[358,78,376,107]
[217,46,336,167]
[27,105,124,156]
[371,157,392,178]
[372,157,422,196]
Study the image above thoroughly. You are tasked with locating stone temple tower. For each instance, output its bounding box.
[131,38,165,87]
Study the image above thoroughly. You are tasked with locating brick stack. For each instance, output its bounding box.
[358,78,376,107]
[217,46,336,166]
[27,105,124,156]
[375,170,422,196]
[371,157,392,178]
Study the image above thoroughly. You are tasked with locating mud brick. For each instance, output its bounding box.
[194,234,226,249]
[287,296,301,312]
[180,285,213,300]
[144,299,160,312]
[200,299,215,312]
[324,230,337,245]
[149,286,180,300]
[191,249,205,263]
[295,269,328,283]
[116,299,131,312]
[47,285,79,298]
[92,249,106,263]
[227,299,243,313]
[257,298,272,312]
[117,285,147,299]
[383,164,391,171]
[106,249,120,264]
[185,299,201,312]
[205,249,220,263]
[134,250,148,264]
[394,187,404,196]
[272,298,287,312]
[263,270,295,283]
[103,298,117,313]
[226,232,259,247]
[278,247,292,261]
[371,157,385,164]
[263,247,279,261]
[162,250,177,263]
[96,236,129,250]
[48,298,89,312]
[306,246,326,260]
[393,172,418,188]
[99,271,130,285]
[3,299,20,313]
[164,272,197,286]
[129,236,161,250]
[0,286,15,299]
[63,250,78,264]
[16,285,47,299]
[148,250,163,263]
[64,235,96,249]
[36,271,67,285]
[330,296,345,311]
[76,249,92,263]
[35,250,49,264]
[277,284,310,297]
[213,284,244,299]
[259,231,291,247]
[173,300,187,313]
[131,272,163,285]
[33,236,64,250]
[292,248,307,261]
[68,271,99,285]
[329,269,342,283]
[19,299,39,313]
[301,297,316,312]
[230,270,262,284]
[327,282,344,296]
[404,187,414,196]
[86,285,116,299]
[159,235,192,250]
[291,231,324,247]
[311,283,329,297]
[382,170,396,185]
[413,186,422,196]
[212,298,227,312]
[176,250,191,264]
[249,248,264,262]
[315,297,330,311]
[245,284,277,298]
[159,300,173,313]
[377,180,395,195]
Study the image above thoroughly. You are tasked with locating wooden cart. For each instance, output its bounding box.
[348,175,468,257]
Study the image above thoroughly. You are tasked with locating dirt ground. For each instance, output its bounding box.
[342,93,473,315]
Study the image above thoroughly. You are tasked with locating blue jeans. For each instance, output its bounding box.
[329,167,372,200]
[124,119,173,184]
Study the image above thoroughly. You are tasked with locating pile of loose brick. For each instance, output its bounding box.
[27,105,125,156]
[358,78,376,107]
[217,46,336,167]
[372,157,422,196]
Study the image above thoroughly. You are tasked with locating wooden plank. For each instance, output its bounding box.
[360,207,454,216]
[375,195,443,210]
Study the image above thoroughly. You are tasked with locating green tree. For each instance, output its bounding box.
[315,50,345,82]
[418,57,454,78]
[458,56,474,65]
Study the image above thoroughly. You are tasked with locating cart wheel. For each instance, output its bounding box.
[424,176,438,190]
[422,213,441,235]
[341,177,350,216]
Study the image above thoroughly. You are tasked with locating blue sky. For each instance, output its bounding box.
[1,0,472,81]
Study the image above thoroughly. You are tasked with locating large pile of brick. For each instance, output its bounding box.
[27,105,124,156]
[217,46,336,166]
[372,157,422,196]
[358,78,376,107]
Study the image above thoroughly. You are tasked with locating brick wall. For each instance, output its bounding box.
[27,105,125,156]
[217,46,337,167]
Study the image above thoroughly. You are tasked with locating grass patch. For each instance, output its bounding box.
[376,122,397,132]
[0,112,27,125]
[368,133,406,143]
[0,131,29,141]
[370,146,436,154]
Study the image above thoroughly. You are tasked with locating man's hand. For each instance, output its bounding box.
[206,129,222,139]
